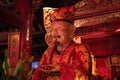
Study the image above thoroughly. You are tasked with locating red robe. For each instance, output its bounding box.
[32,41,92,80]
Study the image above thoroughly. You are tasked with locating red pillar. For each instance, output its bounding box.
[15,0,33,79]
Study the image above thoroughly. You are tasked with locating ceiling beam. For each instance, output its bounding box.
[0,7,24,29]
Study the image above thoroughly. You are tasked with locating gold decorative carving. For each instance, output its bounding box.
[43,7,57,47]
[110,55,119,65]
[75,0,120,13]
[74,12,120,27]
[75,21,120,36]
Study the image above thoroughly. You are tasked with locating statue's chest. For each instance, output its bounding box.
[52,52,61,64]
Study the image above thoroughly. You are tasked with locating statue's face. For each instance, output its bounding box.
[51,21,72,46]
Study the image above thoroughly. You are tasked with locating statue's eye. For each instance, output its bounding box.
[57,35,60,38]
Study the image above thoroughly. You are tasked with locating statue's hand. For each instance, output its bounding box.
[39,64,60,73]
[49,64,60,72]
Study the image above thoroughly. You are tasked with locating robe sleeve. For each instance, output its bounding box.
[73,44,92,76]
[32,47,53,80]
[40,47,53,65]
[31,68,41,80]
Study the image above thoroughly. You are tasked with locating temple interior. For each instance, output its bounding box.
[0,0,120,80]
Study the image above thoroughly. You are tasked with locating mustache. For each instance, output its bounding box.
[54,41,60,47]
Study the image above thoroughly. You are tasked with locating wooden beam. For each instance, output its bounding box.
[0,7,24,29]
[75,4,120,19]
[0,32,8,45]
[75,19,120,39]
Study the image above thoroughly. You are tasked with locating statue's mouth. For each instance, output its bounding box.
[54,41,61,54]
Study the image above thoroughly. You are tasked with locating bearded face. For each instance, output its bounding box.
[51,21,74,46]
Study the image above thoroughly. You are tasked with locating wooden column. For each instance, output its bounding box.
[15,0,33,79]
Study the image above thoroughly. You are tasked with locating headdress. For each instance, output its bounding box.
[50,6,75,24]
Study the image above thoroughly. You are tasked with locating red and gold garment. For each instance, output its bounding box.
[32,41,91,80]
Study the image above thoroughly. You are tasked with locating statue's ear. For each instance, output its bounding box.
[70,24,75,38]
